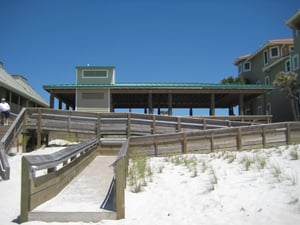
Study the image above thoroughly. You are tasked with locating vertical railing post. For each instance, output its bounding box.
[286,123,291,144]
[152,115,156,134]
[262,126,266,148]
[210,132,214,152]
[177,117,181,132]
[36,108,42,149]
[20,157,30,223]
[115,158,125,219]
[127,113,131,138]
[182,133,187,154]
[97,113,101,139]
[236,127,242,151]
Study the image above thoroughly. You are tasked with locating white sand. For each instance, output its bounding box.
[1,142,300,225]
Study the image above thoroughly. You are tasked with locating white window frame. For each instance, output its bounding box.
[263,50,268,65]
[270,46,279,58]
[243,62,251,72]
[267,103,271,115]
[285,59,291,73]
[292,54,299,71]
[257,106,262,115]
[238,64,242,74]
[265,76,270,85]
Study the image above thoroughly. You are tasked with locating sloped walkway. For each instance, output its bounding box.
[29,155,116,223]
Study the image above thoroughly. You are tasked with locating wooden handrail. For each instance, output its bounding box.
[0,108,26,180]
[20,138,99,222]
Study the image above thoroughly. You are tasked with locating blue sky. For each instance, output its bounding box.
[0,0,297,114]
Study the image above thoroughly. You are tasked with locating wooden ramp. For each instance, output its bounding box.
[28,156,116,223]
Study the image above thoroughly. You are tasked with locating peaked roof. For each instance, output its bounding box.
[286,9,300,29]
[0,66,48,107]
[234,38,293,65]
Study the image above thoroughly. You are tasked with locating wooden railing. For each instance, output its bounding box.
[111,121,300,218]
[2,108,258,180]
[15,108,299,221]
[20,138,99,222]
[0,109,26,180]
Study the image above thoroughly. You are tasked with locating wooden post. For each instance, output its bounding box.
[151,115,156,134]
[97,113,101,139]
[182,133,187,154]
[177,117,181,132]
[154,138,158,156]
[127,113,131,138]
[20,157,30,223]
[115,159,125,219]
[236,127,242,151]
[262,127,266,148]
[168,92,172,116]
[210,132,214,152]
[210,93,215,116]
[286,123,291,144]
[36,109,42,149]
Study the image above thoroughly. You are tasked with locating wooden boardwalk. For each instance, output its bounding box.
[28,156,116,222]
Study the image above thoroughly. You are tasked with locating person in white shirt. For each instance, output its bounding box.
[0,98,10,125]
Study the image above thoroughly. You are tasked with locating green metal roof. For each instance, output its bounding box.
[43,82,273,90]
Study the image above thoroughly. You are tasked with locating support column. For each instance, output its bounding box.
[168,92,172,116]
[50,94,55,109]
[110,92,114,112]
[263,93,268,115]
[229,106,234,115]
[58,100,62,110]
[148,92,153,114]
[210,93,215,116]
[239,93,244,115]
[189,107,193,116]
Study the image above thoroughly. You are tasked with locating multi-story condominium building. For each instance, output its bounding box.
[286,9,300,77]
[234,9,300,122]
[234,39,294,122]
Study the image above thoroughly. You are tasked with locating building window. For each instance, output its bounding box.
[263,50,268,65]
[265,76,270,85]
[285,59,291,73]
[289,46,294,53]
[267,103,271,115]
[83,70,108,78]
[238,64,242,74]
[82,92,104,100]
[292,54,299,71]
[270,47,279,58]
[257,106,262,115]
[243,62,251,72]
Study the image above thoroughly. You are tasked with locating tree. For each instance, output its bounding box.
[273,71,300,121]
[221,76,245,84]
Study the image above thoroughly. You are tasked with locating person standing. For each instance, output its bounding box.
[0,98,10,125]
